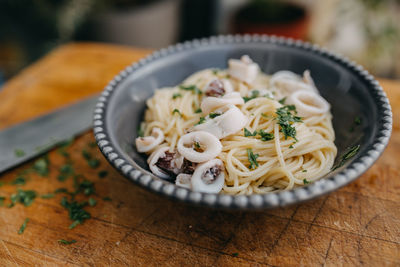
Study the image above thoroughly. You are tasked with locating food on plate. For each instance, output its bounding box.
[135,55,337,194]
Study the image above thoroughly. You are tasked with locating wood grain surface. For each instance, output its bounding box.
[0,43,399,267]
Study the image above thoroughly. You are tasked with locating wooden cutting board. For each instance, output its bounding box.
[0,43,399,266]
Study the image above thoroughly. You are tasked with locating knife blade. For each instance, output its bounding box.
[0,94,99,174]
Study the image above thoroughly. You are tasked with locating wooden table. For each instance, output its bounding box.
[0,43,399,266]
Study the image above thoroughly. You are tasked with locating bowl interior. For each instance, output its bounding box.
[105,42,378,183]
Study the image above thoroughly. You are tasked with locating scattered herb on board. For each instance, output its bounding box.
[14,149,25,157]
[9,189,37,208]
[58,239,77,245]
[258,130,274,141]
[75,179,95,196]
[209,112,221,119]
[172,93,182,99]
[244,128,257,137]
[18,218,29,234]
[243,90,259,102]
[82,150,100,169]
[54,188,69,194]
[247,148,259,169]
[303,179,310,184]
[88,198,97,207]
[102,197,112,201]
[33,157,49,176]
[11,176,27,185]
[278,97,286,105]
[275,105,302,141]
[196,117,206,125]
[41,193,55,199]
[0,196,5,206]
[98,170,108,179]
[331,145,361,171]
[172,109,182,116]
[58,164,74,182]
[61,197,91,229]
[179,84,202,95]
[232,252,239,257]
[194,108,202,114]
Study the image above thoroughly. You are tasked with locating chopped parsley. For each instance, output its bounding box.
[82,150,100,169]
[289,145,294,149]
[102,197,112,201]
[212,69,219,75]
[247,148,259,169]
[275,105,302,141]
[194,141,201,150]
[18,218,29,234]
[172,109,182,116]
[33,157,49,177]
[303,179,310,184]
[58,164,74,181]
[98,170,108,179]
[243,90,259,102]
[209,112,221,119]
[278,97,286,104]
[61,197,91,229]
[244,128,257,137]
[196,117,206,125]
[302,169,307,173]
[75,179,95,196]
[9,189,37,207]
[88,198,97,207]
[11,176,27,185]
[54,188,69,194]
[41,193,55,199]
[332,145,361,170]
[58,239,77,245]
[258,130,274,141]
[232,252,239,257]
[354,116,361,125]
[172,93,182,99]
[179,84,202,95]
[0,196,5,206]
[14,149,25,157]
[194,108,202,114]
[137,124,144,137]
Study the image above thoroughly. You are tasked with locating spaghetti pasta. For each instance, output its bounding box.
[136,56,337,195]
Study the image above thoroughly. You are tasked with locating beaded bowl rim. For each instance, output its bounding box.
[94,34,392,210]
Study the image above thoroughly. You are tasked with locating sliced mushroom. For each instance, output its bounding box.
[147,147,184,179]
[270,70,316,96]
[194,105,248,139]
[177,131,222,163]
[175,173,192,189]
[201,92,244,114]
[203,79,234,97]
[228,55,259,84]
[136,127,164,153]
[191,159,225,193]
[286,90,330,117]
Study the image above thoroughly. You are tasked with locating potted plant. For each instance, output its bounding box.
[233,0,310,40]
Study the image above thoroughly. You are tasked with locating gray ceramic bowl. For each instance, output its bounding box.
[94,35,392,209]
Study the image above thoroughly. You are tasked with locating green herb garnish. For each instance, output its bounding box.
[172,109,182,116]
[232,252,239,257]
[212,69,219,75]
[275,105,302,141]
[331,144,361,171]
[75,180,95,196]
[289,145,294,149]
[278,97,286,104]
[9,189,37,207]
[194,108,202,114]
[179,84,202,95]
[14,149,25,157]
[209,113,221,119]
[18,218,29,234]
[172,93,182,99]
[354,116,361,125]
[88,198,97,207]
[258,130,274,141]
[303,179,310,184]
[61,197,91,229]
[194,141,201,150]
[58,239,77,245]
[98,170,108,179]
[243,90,259,102]
[247,148,259,169]
[302,170,307,173]
[11,176,27,185]
[196,117,206,125]
[41,193,55,199]
[244,128,257,137]
[82,150,100,169]
[102,197,112,201]
[0,196,5,206]
[137,125,144,137]
[54,188,68,194]
[33,157,49,177]
[58,164,74,182]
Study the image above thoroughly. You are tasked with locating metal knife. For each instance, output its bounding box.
[0,94,99,174]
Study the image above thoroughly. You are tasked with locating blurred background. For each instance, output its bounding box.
[0,0,399,87]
